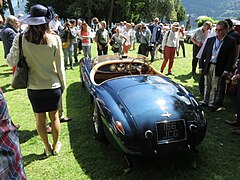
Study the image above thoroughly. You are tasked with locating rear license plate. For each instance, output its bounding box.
[156,120,186,144]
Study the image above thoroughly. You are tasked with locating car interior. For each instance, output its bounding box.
[91,57,162,84]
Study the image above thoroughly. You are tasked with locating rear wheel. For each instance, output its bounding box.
[93,101,105,141]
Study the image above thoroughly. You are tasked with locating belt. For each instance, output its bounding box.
[210,62,216,65]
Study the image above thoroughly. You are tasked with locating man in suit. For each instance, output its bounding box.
[214,19,240,109]
[199,20,236,112]
[149,17,162,62]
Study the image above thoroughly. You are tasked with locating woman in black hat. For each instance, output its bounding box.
[6,4,66,157]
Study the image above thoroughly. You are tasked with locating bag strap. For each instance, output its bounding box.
[165,30,171,44]
[19,33,23,57]
[17,33,26,66]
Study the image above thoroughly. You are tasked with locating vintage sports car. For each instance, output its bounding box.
[80,54,207,156]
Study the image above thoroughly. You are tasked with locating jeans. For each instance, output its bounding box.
[179,40,185,57]
[82,46,91,59]
[192,44,201,73]
[73,43,78,60]
[63,45,73,68]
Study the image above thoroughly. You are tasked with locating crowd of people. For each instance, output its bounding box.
[0,2,240,179]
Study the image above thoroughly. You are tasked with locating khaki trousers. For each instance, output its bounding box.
[203,64,219,106]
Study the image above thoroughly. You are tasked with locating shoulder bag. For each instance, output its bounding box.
[11,33,29,89]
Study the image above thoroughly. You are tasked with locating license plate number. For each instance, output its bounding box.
[157,120,186,143]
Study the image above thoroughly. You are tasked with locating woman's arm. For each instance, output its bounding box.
[6,33,20,68]
[54,35,66,91]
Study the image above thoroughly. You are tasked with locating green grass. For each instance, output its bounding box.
[1,42,240,180]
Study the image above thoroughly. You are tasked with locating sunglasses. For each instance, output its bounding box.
[215,28,225,32]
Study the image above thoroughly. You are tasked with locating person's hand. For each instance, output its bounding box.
[196,42,202,47]
[231,74,240,81]
[233,62,238,69]
[199,69,202,74]
[222,71,229,77]
[98,44,102,50]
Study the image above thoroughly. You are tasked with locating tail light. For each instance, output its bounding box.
[116,121,125,135]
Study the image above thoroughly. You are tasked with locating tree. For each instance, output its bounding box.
[197,17,218,27]
[7,0,14,15]
[24,0,186,25]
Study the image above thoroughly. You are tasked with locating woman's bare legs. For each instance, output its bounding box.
[36,112,51,151]
[48,110,60,152]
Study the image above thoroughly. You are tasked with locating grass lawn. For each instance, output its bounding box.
[1,42,240,180]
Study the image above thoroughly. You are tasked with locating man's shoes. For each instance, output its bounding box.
[199,101,208,107]
[208,106,216,112]
[225,120,240,126]
[15,124,20,129]
[166,72,173,75]
[70,67,74,70]
[231,129,240,135]
[60,117,72,123]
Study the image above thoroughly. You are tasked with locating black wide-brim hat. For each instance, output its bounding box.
[20,4,52,25]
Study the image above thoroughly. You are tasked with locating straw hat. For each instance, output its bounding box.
[172,22,180,28]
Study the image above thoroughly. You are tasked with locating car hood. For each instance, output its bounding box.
[102,76,193,127]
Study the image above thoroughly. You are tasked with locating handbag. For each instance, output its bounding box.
[11,33,29,89]
[147,43,155,51]
[62,41,69,48]
[143,36,154,51]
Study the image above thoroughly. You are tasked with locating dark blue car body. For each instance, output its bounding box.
[80,55,207,156]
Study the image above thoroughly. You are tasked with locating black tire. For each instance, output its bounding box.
[92,101,106,141]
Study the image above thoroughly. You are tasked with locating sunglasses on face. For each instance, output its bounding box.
[215,28,225,32]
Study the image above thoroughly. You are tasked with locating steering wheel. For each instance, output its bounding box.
[129,57,150,75]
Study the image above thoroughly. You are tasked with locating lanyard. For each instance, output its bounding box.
[213,37,224,54]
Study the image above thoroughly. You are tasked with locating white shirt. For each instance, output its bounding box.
[122,29,132,46]
[162,30,179,50]
[49,20,64,33]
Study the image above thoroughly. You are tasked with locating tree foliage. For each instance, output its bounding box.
[197,17,218,27]
[24,0,186,24]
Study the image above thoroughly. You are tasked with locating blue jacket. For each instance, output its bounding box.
[149,24,162,43]
[0,25,18,58]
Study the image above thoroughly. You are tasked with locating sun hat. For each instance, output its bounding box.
[172,22,180,28]
[20,4,52,25]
